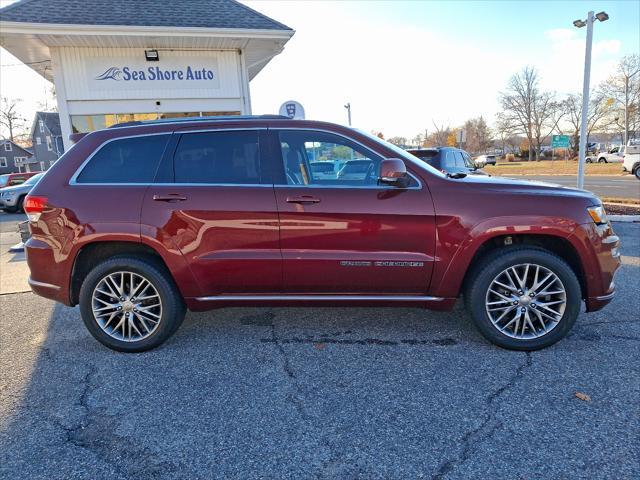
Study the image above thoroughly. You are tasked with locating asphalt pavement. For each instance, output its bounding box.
[518,175,639,199]
[0,214,639,479]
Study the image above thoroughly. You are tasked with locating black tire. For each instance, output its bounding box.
[598,157,607,163]
[79,256,186,352]
[16,195,25,213]
[585,157,592,163]
[634,165,640,180]
[464,247,581,351]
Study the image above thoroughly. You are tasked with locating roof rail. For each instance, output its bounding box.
[109,114,291,129]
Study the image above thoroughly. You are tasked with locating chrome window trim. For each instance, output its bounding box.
[194,295,444,302]
[68,126,424,190]
[271,127,423,190]
[68,132,172,186]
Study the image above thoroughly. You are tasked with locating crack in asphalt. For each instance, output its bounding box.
[261,337,458,347]
[269,323,312,421]
[41,362,199,480]
[432,352,533,480]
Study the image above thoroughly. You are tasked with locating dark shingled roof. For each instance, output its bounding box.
[37,112,62,136]
[0,0,292,31]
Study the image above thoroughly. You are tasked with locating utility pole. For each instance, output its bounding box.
[344,103,352,126]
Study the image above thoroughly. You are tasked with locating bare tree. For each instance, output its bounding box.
[463,116,492,154]
[0,97,28,142]
[387,136,408,147]
[430,121,450,146]
[599,54,640,144]
[531,92,563,160]
[499,66,561,160]
[563,91,613,153]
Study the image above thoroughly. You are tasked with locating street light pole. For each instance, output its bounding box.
[344,102,352,126]
[574,10,609,189]
[576,11,594,190]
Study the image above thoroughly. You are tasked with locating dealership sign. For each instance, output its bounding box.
[96,66,215,82]
[86,56,221,91]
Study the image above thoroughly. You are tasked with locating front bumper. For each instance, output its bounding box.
[571,222,621,312]
[0,196,17,208]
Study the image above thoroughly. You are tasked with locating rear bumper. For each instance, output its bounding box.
[25,236,71,305]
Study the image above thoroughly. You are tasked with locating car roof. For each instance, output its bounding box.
[109,114,290,129]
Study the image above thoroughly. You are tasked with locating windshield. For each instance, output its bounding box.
[0,175,8,187]
[355,129,445,177]
[23,173,44,186]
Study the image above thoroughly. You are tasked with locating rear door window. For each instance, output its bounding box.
[173,131,262,184]
[76,134,169,183]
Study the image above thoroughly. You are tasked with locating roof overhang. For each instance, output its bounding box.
[0,21,294,81]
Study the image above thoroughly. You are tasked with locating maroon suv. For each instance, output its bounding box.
[24,116,620,352]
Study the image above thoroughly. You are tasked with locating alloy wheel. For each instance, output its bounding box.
[485,263,566,340]
[91,271,163,342]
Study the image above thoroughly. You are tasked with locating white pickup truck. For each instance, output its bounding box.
[622,144,640,179]
[586,145,625,163]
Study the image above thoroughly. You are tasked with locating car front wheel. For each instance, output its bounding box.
[634,166,640,180]
[465,247,581,350]
[79,256,186,352]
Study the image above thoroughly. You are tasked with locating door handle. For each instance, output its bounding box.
[152,194,187,202]
[286,195,321,204]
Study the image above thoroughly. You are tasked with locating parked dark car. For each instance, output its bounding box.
[25,116,620,352]
[406,147,487,176]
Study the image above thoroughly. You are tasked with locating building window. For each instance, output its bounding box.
[70,112,242,133]
[14,157,26,166]
[0,157,7,167]
[3,142,11,152]
[39,120,44,133]
[46,136,53,151]
[36,137,42,145]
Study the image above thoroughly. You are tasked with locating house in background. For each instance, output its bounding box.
[31,112,65,170]
[0,139,37,174]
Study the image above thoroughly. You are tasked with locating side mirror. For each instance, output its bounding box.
[379,158,409,187]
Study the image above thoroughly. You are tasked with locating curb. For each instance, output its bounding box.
[609,215,640,223]
[9,242,24,253]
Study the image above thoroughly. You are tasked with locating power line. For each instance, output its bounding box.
[1,60,51,67]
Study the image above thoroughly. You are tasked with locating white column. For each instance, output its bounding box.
[50,48,73,152]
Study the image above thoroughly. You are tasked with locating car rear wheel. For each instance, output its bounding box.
[79,256,186,352]
[16,195,25,213]
[598,157,607,163]
[464,247,581,351]
[634,165,640,180]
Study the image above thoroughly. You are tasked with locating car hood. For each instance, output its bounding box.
[459,174,598,201]
[0,184,30,194]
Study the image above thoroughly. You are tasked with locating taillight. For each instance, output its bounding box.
[24,195,48,222]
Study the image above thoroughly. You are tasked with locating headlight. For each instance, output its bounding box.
[587,205,608,225]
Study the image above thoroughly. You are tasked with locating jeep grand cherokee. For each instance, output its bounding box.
[24,116,621,352]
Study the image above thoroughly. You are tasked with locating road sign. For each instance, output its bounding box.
[279,100,305,120]
[551,135,570,148]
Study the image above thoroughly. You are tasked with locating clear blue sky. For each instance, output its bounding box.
[334,0,639,57]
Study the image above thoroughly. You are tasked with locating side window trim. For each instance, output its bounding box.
[270,127,422,190]
[69,132,171,185]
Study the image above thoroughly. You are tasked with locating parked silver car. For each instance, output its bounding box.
[0,172,44,213]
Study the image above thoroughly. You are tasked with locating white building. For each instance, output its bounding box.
[0,0,294,149]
